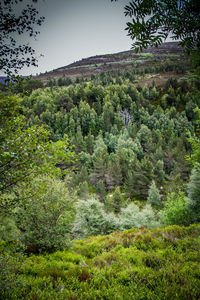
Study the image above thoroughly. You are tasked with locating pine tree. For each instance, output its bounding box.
[133,157,154,199]
[187,164,200,222]
[78,181,89,200]
[90,137,108,185]
[147,180,161,207]
[105,154,122,190]
[75,125,85,152]
[96,180,106,202]
[113,187,122,213]
[153,160,165,188]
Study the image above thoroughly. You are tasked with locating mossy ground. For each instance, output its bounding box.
[1,224,200,299]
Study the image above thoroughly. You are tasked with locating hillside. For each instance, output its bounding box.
[36,42,189,86]
[1,224,200,299]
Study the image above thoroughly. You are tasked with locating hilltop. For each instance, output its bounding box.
[36,42,188,85]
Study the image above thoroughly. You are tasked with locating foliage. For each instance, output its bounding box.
[113,0,200,54]
[72,198,117,238]
[187,164,200,222]
[147,180,161,207]
[0,0,44,77]
[72,198,159,238]
[1,224,200,299]
[120,203,159,229]
[0,92,75,211]
[14,175,76,253]
[113,186,123,213]
[161,191,191,226]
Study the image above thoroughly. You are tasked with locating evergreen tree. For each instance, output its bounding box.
[96,180,106,202]
[148,180,161,208]
[78,181,89,200]
[90,137,108,185]
[125,171,135,199]
[133,157,154,199]
[153,160,166,188]
[105,154,122,190]
[75,125,85,152]
[113,187,122,213]
[85,132,94,154]
[187,164,200,222]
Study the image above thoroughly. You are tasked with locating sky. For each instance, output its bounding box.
[17,0,133,76]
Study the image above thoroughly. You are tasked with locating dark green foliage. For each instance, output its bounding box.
[121,0,200,54]
[187,164,200,222]
[0,0,45,77]
[96,179,106,201]
[113,187,123,213]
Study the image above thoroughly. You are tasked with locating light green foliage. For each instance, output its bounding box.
[73,197,159,238]
[120,203,159,229]
[187,164,200,222]
[161,191,190,226]
[0,93,75,211]
[0,215,19,241]
[2,224,200,299]
[148,180,161,208]
[14,176,76,253]
[72,198,117,238]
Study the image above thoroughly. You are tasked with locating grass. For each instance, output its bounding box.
[1,224,200,299]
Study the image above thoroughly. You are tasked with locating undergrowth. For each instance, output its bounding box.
[1,224,200,299]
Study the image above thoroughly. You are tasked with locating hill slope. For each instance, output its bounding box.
[36,42,188,83]
[1,224,200,299]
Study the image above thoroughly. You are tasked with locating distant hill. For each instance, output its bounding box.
[36,42,185,82]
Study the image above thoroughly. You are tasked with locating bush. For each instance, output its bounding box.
[160,191,191,226]
[14,176,76,253]
[119,203,159,229]
[72,198,117,238]
[73,199,159,239]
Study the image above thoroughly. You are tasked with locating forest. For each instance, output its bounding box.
[1,46,200,298]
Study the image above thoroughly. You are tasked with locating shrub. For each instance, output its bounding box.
[119,203,159,230]
[14,176,76,253]
[160,191,191,226]
[72,198,117,238]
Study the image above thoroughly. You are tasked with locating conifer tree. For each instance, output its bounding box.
[125,171,135,199]
[105,154,122,190]
[187,164,200,222]
[133,157,154,199]
[148,180,161,208]
[96,180,106,202]
[113,187,122,213]
[78,181,89,200]
[90,137,108,185]
[153,160,166,188]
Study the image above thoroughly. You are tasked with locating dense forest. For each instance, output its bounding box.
[1,49,200,298]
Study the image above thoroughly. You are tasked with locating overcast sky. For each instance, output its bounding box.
[18,0,132,76]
